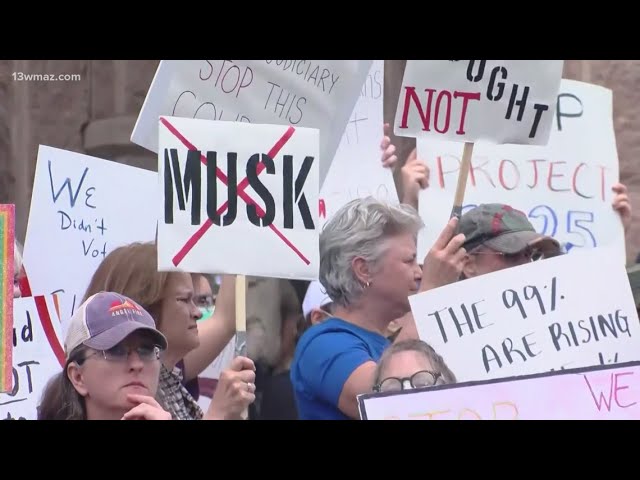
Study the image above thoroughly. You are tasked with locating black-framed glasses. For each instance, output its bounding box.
[373,370,443,393]
[83,344,161,363]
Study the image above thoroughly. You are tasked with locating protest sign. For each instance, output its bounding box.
[319,60,397,226]
[395,60,563,220]
[408,247,640,383]
[415,80,625,262]
[131,60,372,186]
[358,360,640,420]
[158,116,320,280]
[0,204,14,392]
[0,295,63,420]
[395,60,564,145]
[22,146,157,332]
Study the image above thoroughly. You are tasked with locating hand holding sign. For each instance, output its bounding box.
[419,217,466,292]
[204,355,256,420]
[380,123,398,168]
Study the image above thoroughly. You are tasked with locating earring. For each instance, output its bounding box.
[366,280,371,288]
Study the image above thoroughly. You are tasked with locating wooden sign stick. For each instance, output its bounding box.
[234,275,247,357]
[450,142,475,219]
[234,274,249,419]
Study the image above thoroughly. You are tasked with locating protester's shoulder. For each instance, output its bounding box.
[296,318,386,355]
[300,318,359,341]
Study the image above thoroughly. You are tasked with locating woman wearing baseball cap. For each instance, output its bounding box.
[38,291,171,420]
[81,242,255,420]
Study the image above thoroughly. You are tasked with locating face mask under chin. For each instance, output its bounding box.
[198,306,215,322]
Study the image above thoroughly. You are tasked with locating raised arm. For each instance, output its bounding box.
[182,275,236,382]
[381,123,429,210]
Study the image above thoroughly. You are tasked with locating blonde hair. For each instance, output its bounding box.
[83,242,175,326]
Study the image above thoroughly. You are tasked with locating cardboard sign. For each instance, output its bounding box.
[395,60,563,145]
[158,117,320,280]
[319,60,397,226]
[415,80,625,263]
[131,60,372,186]
[358,360,640,420]
[408,247,640,383]
[0,295,64,420]
[0,204,14,392]
[22,146,157,332]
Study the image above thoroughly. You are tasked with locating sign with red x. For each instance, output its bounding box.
[158,116,320,280]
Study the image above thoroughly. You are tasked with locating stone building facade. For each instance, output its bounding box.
[1,60,639,263]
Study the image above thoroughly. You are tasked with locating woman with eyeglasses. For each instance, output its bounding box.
[372,339,456,394]
[82,242,256,420]
[38,292,171,420]
[458,204,561,280]
[290,198,465,420]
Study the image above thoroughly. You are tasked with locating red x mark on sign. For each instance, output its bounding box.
[160,118,311,267]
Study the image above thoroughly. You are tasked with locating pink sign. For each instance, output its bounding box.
[358,361,640,420]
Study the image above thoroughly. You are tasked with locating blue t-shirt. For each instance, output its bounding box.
[290,317,390,420]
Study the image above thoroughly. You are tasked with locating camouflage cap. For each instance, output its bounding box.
[459,204,561,256]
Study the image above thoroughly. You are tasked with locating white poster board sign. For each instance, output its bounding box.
[319,60,397,227]
[23,146,158,331]
[0,295,64,420]
[358,360,640,420]
[131,60,372,186]
[415,80,625,262]
[409,247,640,383]
[158,117,320,280]
[395,60,563,145]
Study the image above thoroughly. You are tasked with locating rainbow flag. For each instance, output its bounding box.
[0,204,14,393]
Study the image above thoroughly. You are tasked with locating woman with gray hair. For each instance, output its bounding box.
[290,197,465,420]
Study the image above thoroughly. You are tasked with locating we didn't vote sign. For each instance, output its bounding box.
[158,117,320,280]
[395,60,564,145]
